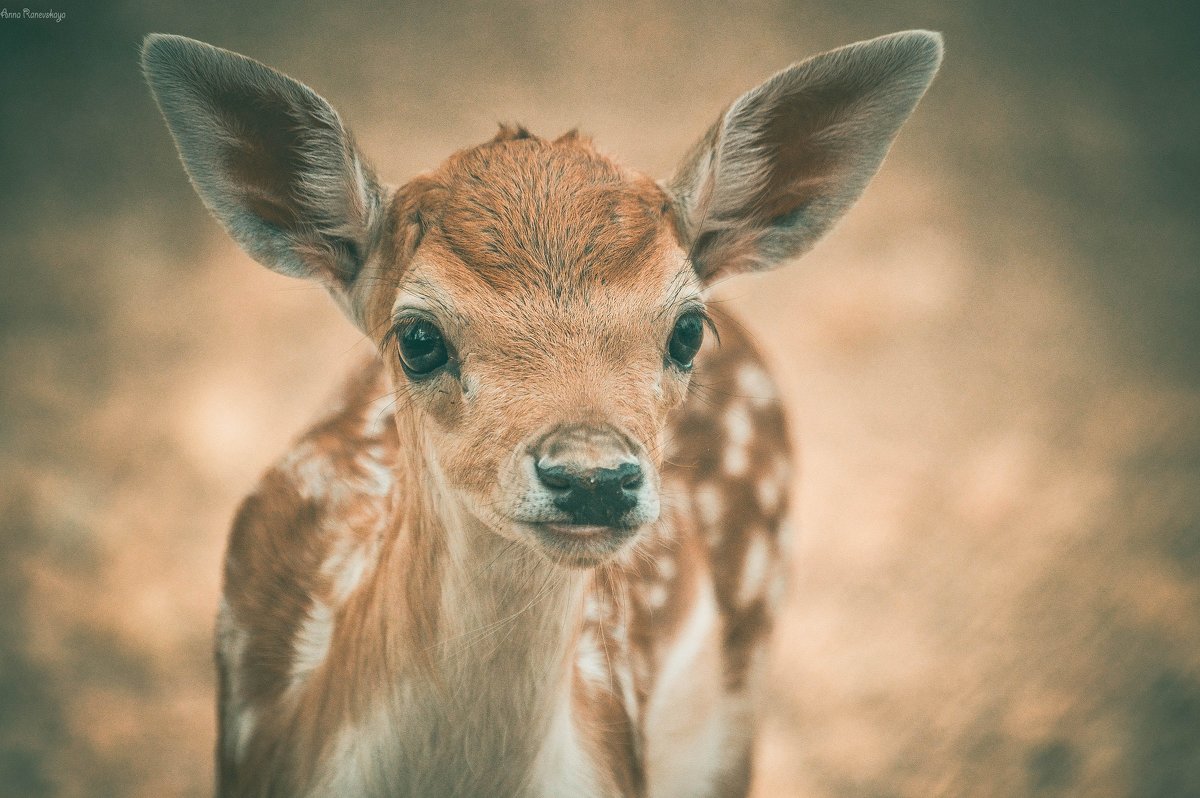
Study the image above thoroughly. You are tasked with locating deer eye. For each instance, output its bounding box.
[397,319,449,377]
[667,311,705,369]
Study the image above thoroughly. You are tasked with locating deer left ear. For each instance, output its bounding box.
[141,34,384,290]
[670,30,943,282]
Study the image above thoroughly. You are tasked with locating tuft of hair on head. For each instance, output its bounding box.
[492,123,536,143]
[554,128,590,146]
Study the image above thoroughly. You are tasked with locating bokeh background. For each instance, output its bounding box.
[2,1,1199,795]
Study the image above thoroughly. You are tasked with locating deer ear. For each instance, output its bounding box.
[141,34,384,287]
[670,30,943,281]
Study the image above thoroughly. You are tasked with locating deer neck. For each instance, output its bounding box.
[371,427,596,795]
[422,500,587,682]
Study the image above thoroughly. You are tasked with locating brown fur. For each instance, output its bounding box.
[218,303,790,795]
[140,28,941,796]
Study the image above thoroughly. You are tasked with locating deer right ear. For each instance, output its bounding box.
[670,30,943,282]
[141,34,384,291]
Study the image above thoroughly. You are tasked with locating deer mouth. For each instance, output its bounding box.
[526,521,641,567]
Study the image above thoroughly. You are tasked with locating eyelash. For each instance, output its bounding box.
[382,316,453,373]
[684,308,719,343]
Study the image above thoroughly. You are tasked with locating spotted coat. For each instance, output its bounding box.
[216,316,791,797]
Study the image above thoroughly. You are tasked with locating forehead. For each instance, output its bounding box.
[409,128,685,300]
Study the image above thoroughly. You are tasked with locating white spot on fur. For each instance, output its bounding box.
[584,592,604,624]
[736,363,776,407]
[291,599,335,688]
[584,589,618,627]
[723,447,749,477]
[339,546,371,598]
[217,598,256,764]
[647,583,669,609]
[757,456,790,514]
[323,535,379,603]
[283,440,331,501]
[234,707,258,763]
[694,482,723,530]
[576,629,609,685]
[756,473,782,514]
[360,453,394,495]
[658,555,677,581]
[737,535,770,608]
[609,617,628,647]
[722,407,753,476]
[655,579,716,701]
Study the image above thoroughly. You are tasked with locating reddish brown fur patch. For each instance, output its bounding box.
[224,475,323,708]
[223,357,410,792]
[415,132,672,295]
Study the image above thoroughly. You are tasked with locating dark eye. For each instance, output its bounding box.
[397,319,449,377]
[667,312,705,369]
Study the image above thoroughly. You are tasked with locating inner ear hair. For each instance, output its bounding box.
[141,33,384,287]
[671,30,944,281]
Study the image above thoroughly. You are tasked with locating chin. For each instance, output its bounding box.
[524,522,644,569]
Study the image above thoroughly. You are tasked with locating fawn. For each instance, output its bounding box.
[143,29,941,798]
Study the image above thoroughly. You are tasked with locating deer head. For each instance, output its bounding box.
[142,30,941,567]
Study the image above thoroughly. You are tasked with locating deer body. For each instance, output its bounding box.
[143,29,941,798]
[218,323,787,797]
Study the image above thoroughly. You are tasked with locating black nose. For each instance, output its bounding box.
[535,459,643,526]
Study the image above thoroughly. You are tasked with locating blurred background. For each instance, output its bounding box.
[2,1,1198,795]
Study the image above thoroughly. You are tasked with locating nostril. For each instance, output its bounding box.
[535,462,573,491]
[616,462,644,490]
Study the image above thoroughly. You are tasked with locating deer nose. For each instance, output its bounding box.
[535,461,644,525]
[533,426,644,526]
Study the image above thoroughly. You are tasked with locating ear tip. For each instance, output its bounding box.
[140,33,166,70]
[887,29,945,71]
[140,33,230,80]
[141,32,185,62]
[140,33,195,79]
